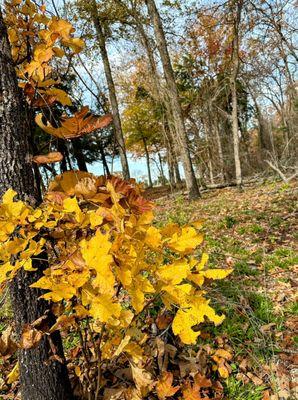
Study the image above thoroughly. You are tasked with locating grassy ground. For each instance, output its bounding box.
[150,180,297,400]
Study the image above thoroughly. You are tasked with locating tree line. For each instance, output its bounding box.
[3,0,297,201]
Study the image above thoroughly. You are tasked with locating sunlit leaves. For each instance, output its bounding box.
[0,171,232,383]
[168,226,203,254]
[36,107,112,139]
[172,298,225,344]
[5,0,84,111]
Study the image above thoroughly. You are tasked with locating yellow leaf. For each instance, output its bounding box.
[161,283,192,308]
[123,342,144,363]
[89,294,121,323]
[202,269,233,280]
[52,46,65,57]
[218,365,229,378]
[172,308,201,345]
[160,223,180,238]
[7,362,19,384]
[157,259,190,285]
[44,88,72,106]
[80,230,114,295]
[63,197,84,223]
[48,170,94,195]
[48,17,75,41]
[191,220,203,229]
[129,276,154,313]
[74,305,89,318]
[145,226,161,249]
[196,253,209,271]
[172,298,225,344]
[137,210,154,226]
[62,37,85,53]
[31,277,76,301]
[168,227,203,253]
[0,262,14,285]
[214,349,232,360]
[188,273,204,287]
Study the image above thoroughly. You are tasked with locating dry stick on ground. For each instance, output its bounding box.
[265,160,298,183]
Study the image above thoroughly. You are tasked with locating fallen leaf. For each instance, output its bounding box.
[156,371,180,399]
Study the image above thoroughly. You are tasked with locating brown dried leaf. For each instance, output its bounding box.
[20,325,43,350]
[32,152,63,164]
[36,107,112,139]
[0,327,18,357]
[156,371,180,400]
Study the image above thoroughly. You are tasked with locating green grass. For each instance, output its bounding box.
[224,377,265,400]
[263,248,297,270]
[286,301,298,316]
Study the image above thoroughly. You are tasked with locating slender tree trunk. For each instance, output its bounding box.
[143,137,153,187]
[0,11,73,400]
[72,140,88,171]
[230,0,243,187]
[57,139,69,173]
[164,131,175,187]
[214,117,225,183]
[145,0,200,199]
[99,141,110,176]
[91,0,130,180]
[158,152,166,185]
[174,157,182,184]
[134,17,179,188]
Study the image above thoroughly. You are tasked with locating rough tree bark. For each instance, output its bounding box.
[145,0,200,199]
[91,0,130,180]
[0,10,73,400]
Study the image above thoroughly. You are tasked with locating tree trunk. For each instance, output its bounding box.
[174,157,182,184]
[230,0,243,188]
[91,0,130,180]
[143,137,153,187]
[57,139,69,173]
[214,117,225,183]
[158,152,166,185]
[0,11,73,400]
[134,16,178,188]
[145,0,200,199]
[99,140,110,176]
[72,139,88,171]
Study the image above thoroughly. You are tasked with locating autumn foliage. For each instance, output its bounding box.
[0,0,235,398]
[0,171,232,396]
